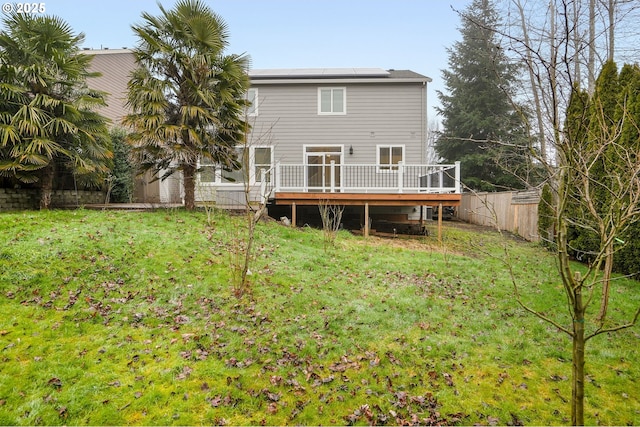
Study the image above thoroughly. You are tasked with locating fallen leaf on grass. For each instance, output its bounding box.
[385,351,402,366]
[269,375,283,386]
[48,377,62,390]
[208,396,222,407]
[488,415,500,425]
[443,372,455,387]
[176,365,193,380]
[263,390,281,402]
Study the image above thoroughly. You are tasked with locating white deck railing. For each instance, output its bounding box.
[264,161,461,195]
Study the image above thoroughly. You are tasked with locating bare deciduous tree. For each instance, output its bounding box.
[227,107,277,298]
[480,1,640,424]
[318,200,345,251]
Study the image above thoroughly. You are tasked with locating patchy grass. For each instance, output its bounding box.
[0,209,638,426]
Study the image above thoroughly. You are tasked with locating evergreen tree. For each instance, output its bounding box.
[108,128,135,203]
[0,13,112,209]
[614,64,640,278]
[435,0,529,191]
[564,61,640,278]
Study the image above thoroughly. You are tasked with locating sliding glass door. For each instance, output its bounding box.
[305,146,342,192]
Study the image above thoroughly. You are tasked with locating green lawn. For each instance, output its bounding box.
[0,209,638,425]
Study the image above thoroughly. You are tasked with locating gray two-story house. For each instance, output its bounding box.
[198,68,460,232]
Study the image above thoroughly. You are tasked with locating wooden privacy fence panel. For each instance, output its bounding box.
[458,190,540,242]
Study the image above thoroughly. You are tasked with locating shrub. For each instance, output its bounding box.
[108,128,135,203]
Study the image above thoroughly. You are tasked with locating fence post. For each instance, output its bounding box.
[455,161,461,193]
[275,161,281,193]
[303,162,308,193]
[398,161,404,193]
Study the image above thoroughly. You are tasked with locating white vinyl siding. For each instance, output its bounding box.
[318,87,346,115]
[249,83,425,166]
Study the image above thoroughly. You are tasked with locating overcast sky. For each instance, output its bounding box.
[33,0,472,119]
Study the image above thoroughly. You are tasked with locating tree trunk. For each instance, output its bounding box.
[240,210,256,295]
[572,282,586,426]
[40,163,55,210]
[516,0,547,162]
[183,163,196,210]
[608,0,614,61]
[596,242,614,323]
[588,0,596,94]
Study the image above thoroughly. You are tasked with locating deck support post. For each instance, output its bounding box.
[291,202,297,227]
[437,203,443,244]
[364,202,369,238]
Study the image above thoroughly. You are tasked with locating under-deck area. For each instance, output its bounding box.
[272,191,461,238]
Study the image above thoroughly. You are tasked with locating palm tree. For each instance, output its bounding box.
[124,0,250,210]
[0,13,112,209]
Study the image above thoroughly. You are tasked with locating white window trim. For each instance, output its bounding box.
[302,144,345,162]
[196,154,219,186]
[303,144,345,190]
[247,88,258,117]
[197,145,273,186]
[252,146,273,183]
[317,87,347,115]
[376,144,405,173]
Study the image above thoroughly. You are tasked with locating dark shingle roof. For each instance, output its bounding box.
[387,69,429,79]
[249,68,431,83]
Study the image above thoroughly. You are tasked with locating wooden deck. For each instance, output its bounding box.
[274,191,461,206]
[273,191,461,239]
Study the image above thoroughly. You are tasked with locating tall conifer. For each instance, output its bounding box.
[435,0,529,191]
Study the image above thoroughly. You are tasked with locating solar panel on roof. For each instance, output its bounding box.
[249,68,390,78]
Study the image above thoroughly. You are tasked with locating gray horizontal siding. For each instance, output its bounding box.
[249,82,426,165]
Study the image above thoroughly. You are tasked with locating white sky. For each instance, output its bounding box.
[33,0,472,119]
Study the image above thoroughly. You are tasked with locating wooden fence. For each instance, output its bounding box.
[458,190,541,241]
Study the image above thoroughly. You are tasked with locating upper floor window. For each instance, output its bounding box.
[377,145,404,171]
[318,87,346,115]
[246,88,258,116]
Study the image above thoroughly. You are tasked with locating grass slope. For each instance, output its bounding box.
[0,209,638,425]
